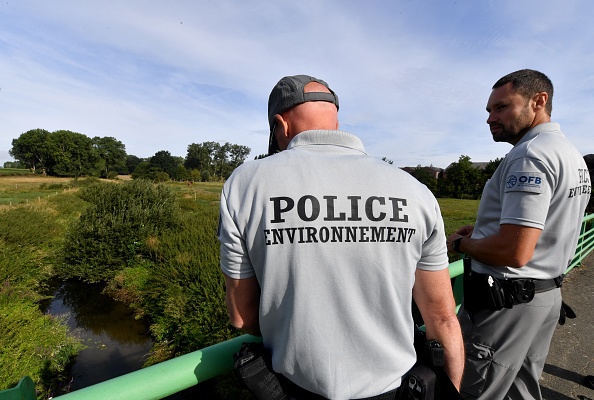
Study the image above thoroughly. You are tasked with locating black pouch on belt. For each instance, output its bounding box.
[233,341,287,400]
[463,258,508,312]
[401,364,436,400]
[507,279,536,304]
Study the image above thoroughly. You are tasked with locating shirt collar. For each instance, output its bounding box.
[287,130,367,154]
[515,122,560,147]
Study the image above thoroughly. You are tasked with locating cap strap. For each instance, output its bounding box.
[303,92,338,106]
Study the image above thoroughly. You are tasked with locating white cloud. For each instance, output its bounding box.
[2,0,594,170]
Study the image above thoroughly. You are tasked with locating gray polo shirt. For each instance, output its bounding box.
[471,122,591,279]
[219,130,449,399]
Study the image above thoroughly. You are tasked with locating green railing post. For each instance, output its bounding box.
[0,376,36,400]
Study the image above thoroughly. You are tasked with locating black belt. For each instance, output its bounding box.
[498,274,564,296]
[533,275,564,293]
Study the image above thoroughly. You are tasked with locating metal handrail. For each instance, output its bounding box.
[3,213,593,400]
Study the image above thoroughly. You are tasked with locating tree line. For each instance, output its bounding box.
[8,129,251,181]
[13,129,588,202]
[405,155,502,199]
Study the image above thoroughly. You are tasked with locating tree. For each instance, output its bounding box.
[171,164,188,181]
[483,158,503,178]
[439,155,483,199]
[213,142,230,178]
[410,165,438,194]
[131,161,151,180]
[59,180,179,282]
[3,161,26,169]
[227,144,251,169]
[149,150,178,179]
[185,143,211,171]
[184,141,251,181]
[45,130,100,177]
[9,129,51,173]
[126,155,143,175]
[93,136,127,178]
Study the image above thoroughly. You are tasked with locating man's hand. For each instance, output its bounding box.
[447,225,473,253]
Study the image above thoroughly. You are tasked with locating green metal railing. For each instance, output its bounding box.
[3,213,593,400]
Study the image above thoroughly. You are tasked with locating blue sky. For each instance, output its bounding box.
[1,1,593,169]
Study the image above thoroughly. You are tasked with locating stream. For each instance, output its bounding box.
[43,280,214,399]
[44,280,153,391]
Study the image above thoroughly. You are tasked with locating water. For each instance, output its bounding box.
[43,280,218,399]
[45,280,153,391]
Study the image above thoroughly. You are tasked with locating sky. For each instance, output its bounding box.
[1,1,594,169]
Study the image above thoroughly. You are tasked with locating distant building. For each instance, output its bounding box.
[400,166,444,179]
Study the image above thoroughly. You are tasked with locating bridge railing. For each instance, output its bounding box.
[3,213,594,400]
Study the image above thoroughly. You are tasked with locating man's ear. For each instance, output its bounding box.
[533,92,548,111]
[274,114,291,150]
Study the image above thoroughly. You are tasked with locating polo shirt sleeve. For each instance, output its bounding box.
[218,186,256,280]
[417,200,449,271]
[499,157,553,229]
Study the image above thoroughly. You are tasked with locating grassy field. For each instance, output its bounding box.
[0,175,478,233]
[438,197,479,236]
[0,168,34,177]
[0,175,81,207]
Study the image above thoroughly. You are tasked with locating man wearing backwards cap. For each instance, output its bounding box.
[218,75,464,399]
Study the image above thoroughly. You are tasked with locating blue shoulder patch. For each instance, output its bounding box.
[505,171,545,193]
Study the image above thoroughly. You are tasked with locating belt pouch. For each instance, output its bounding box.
[233,342,287,400]
[401,364,436,400]
[464,269,506,312]
[510,279,535,304]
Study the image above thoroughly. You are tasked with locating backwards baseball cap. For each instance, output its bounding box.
[267,75,339,155]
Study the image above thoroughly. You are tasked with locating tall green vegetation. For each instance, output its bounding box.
[58,179,235,360]
[0,195,85,395]
[59,180,180,282]
[138,207,233,363]
[184,141,250,180]
[1,177,235,396]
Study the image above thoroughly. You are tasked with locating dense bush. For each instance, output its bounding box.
[59,179,180,282]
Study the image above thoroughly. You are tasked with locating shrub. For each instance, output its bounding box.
[59,179,180,282]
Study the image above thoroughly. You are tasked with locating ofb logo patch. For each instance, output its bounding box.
[505,171,545,193]
[506,175,518,189]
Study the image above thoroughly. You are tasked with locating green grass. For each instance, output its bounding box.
[0,178,89,396]
[0,286,84,397]
[438,198,479,237]
[0,168,33,176]
[0,176,78,206]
